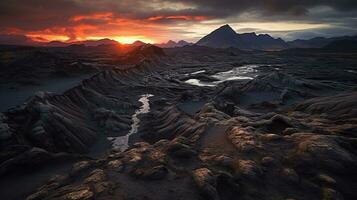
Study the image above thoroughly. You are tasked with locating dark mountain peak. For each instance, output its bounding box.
[155,40,192,48]
[167,40,177,45]
[214,24,237,35]
[132,40,146,46]
[79,38,119,46]
[177,40,190,46]
[220,24,233,30]
[197,24,288,50]
[97,38,113,42]
[196,24,239,48]
[258,33,272,38]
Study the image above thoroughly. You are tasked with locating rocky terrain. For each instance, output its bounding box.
[0,43,357,200]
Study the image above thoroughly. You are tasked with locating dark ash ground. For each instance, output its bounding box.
[1,44,357,200]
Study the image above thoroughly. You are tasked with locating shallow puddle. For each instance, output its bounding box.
[191,70,206,75]
[185,64,260,87]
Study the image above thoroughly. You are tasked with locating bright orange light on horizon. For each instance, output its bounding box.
[11,11,206,44]
[147,15,207,21]
[88,36,155,44]
[27,34,70,42]
[113,37,155,44]
[70,12,113,22]
[25,34,156,44]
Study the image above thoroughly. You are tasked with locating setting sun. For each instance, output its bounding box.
[27,34,70,42]
[111,36,155,44]
[86,36,155,44]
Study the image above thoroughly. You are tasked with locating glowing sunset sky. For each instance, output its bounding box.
[0,0,356,43]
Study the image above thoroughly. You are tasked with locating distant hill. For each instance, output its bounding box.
[46,38,120,47]
[323,40,357,52]
[156,40,192,48]
[0,34,39,46]
[45,39,119,47]
[131,40,147,47]
[0,34,121,47]
[196,24,288,50]
[288,35,357,48]
[46,41,68,47]
[76,38,119,47]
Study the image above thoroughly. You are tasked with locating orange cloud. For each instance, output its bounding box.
[6,12,207,44]
[70,12,114,22]
[24,24,97,42]
[147,15,208,21]
[23,17,168,43]
[27,34,70,42]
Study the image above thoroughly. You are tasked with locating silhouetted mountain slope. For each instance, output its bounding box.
[196,24,239,48]
[288,35,357,48]
[323,40,357,52]
[196,24,288,50]
[156,40,192,48]
[78,38,119,46]
[131,40,146,47]
[0,34,40,46]
[0,35,120,47]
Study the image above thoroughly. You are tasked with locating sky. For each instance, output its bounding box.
[0,0,357,43]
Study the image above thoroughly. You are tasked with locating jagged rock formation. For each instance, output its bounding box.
[23,88,357,199]
[0,46,169,175]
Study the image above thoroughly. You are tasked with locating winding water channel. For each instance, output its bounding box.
[110,94,154,151]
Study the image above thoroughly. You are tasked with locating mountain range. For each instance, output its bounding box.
[1,24,356,50]
[0,34,194,49]
[287,35,357,48]
[196,24,288,50]
[196,24,357,50]
[0,34,121,47]
[156,40,192,48]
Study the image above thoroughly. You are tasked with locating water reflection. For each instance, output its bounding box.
[185,64,260,87]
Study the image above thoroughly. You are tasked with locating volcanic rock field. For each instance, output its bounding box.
[1,45,357,200]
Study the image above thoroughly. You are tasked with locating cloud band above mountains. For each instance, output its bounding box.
[0,0,356,42]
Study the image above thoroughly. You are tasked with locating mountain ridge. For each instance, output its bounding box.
[196,24,289,50]
[288,35,357,48]
[1,27,356,50]
[155,40,192,48]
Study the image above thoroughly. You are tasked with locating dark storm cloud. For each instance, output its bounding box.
[1,0,356,28]
[0,0,79,30]
[0,0,194,32]
[0,0,355,23]
[0,0,356,40]
[171,0,357,16]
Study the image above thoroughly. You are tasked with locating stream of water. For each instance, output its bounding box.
[109,94,153,151]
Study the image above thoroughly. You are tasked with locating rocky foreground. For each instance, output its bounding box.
[1,45,357,200]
